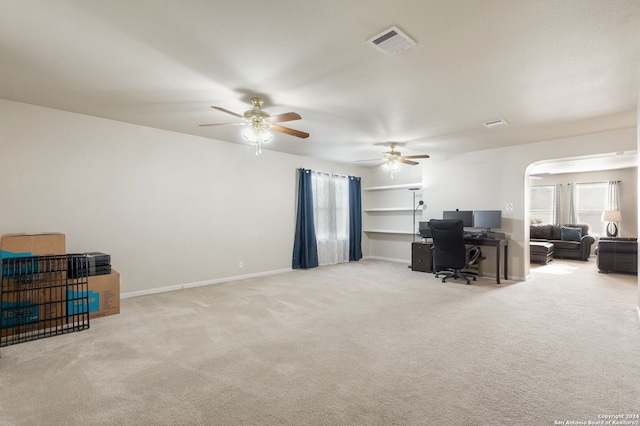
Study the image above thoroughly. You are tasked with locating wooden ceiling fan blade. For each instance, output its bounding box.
[356,158,384,163]
[399,158,419,165]
[269,112,301,123]
[211,106,244,118]
[403,154,431,159]
[272,125,309,139]
[199,122,246,127]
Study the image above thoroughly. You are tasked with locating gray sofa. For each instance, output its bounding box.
[530,224,596,261]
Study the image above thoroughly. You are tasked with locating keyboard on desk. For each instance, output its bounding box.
[464,233,485,239]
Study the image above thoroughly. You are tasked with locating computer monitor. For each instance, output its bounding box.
[418,221,431,238]
[442,210,473,227]
[473,210,502,232]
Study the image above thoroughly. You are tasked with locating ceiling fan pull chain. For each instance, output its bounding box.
[256,130,263,155]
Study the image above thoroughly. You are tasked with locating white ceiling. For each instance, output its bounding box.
[1,0,639,166]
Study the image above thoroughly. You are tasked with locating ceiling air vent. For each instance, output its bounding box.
[483,119,509,128]
[368,26,416,56]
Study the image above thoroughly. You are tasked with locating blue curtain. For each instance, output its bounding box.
[292,169,318,269]
[348,176,362,261]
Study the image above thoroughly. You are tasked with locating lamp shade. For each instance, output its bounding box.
[601,210,622,222]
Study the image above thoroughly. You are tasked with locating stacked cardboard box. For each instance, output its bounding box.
[1,233,120,323]
[1,233,66,256]
[1,234,68,339]
[85,270,120,319]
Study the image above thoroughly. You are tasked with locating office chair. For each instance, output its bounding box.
[429,219,482,284]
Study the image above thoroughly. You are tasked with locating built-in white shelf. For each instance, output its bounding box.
[363,229,417,235]
[364,207,424,212]
[363,183,422,191]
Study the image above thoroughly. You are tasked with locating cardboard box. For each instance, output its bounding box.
[89,269,120,319]
[1,289,46,338]
[69,269,120,320]
[1,286,85,340]
[1,254,68,292]
[1,291,41,331]
[0,233,66,256]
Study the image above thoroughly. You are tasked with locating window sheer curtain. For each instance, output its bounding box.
[606,180,620,211]
[569,183,578,224]
[553,183,562,225]
[312,171,349,266]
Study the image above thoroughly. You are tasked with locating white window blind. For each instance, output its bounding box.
[573,182,607,236]
[530,185,555,225]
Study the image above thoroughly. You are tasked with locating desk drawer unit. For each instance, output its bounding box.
[411,242,433,273]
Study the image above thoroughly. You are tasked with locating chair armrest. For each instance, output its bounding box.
[579,235,596,259]
[580,235,595,245]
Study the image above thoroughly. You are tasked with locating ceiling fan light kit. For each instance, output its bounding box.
[363,143,430,178]
[241,125,273,155]
[200,97,309,155]
[381,158,402,178]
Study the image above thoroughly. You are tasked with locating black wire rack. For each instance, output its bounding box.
[1,254,90,347]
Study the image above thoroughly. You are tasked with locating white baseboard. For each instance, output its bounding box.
[364,255,410,264]
[121,268,293,299]
[507,275,526,281]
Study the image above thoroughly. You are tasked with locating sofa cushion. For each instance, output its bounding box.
[561,226,582,242]
[552,240,581,250]
[531,224,554,240]
[563,224,589,237]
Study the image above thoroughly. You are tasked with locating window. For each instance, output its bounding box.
[573,182,607,236]
[530,185,555,225]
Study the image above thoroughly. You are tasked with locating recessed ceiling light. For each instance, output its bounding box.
[483,119,509,128]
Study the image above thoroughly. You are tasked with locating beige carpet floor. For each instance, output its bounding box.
[0,259,638,425]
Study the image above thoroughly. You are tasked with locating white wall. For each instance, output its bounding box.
[421,127,637,280]
[0,100,372,295]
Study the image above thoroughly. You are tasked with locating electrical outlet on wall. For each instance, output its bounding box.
[238,261,244,268]
[506,203,514,211]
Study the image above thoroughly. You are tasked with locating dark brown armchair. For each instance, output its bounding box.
[596,238,637,274]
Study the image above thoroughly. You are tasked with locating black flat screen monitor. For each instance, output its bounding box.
[442,210,473,227]
[473,210,502,232]
[418,221,431,238]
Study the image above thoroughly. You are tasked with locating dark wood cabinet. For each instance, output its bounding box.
[411,242,433,272]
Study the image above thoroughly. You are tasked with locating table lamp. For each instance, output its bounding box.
[601,210,622,237]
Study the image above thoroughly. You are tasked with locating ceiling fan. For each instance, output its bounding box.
[199,97,309,154]
[358,143,430,177]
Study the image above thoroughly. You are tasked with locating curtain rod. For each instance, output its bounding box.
[567,180,620,185]
[298,168,360,179]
